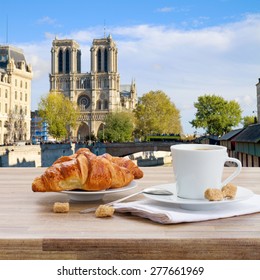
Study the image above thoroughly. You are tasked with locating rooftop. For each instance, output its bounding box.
[233,123,260,143]
[219,128,244,141]
[0,45,30,71]
[120,84,132,98]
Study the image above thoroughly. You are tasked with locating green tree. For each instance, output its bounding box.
[241,115,257,127]
[38,91,79,140]
[190,94,242,136]
[134,90,182,138]
[100,111,134,142]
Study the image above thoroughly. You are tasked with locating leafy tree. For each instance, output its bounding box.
[241,115,257,127]
[134,90,182,138]
[4,109,27,143]
[38,91,79,140]
[190,94,242,136]
[100,111,134,142]
[4,110,16,143]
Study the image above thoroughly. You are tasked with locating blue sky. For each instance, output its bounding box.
[1,0,260,134]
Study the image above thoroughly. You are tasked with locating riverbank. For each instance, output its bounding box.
[0,144,172,167]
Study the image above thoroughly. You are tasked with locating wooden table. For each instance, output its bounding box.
[0,166,260,260]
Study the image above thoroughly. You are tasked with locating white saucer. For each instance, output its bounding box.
[143,183,254,210]
[60,181,137,201]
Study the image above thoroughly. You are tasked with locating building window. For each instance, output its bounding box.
[25,93,27,102]
[15,79,17,86]
[86,79,90,88]
[25,82,27,89]
[65,49,70,73]
[5,103,7,113]
[104,78,109,88]
[5,89,8,98]
[77,50,81,73]
[78,95,90,111]
[20,92,22,101]
[20,80,23,88]
[15,91,17,99]
[97,100,102,110]
[104,99,108,109]
[98,79,102,88]
[104,48,108,72]
[97,48,102,72]
[58,49,63,73]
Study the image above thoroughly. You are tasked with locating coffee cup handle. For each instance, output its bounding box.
[221,157,242,187]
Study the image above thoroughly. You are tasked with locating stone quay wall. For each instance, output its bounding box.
[0,144,76,167]
[0,143,172,167]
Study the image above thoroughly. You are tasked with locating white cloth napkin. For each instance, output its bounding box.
[113,195,260,224]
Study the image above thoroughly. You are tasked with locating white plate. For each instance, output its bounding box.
[143,183,254,210]
[61,181,137,201]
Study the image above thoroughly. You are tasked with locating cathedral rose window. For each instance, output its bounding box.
[78,95,90,110]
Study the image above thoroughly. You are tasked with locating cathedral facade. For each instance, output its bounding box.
[49,35,137,141]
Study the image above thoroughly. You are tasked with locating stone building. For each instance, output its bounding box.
[0,45,32,145]
[49,35,137,141]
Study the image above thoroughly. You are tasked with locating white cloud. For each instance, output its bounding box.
[37,16,56,25]
[18,41,51,80]
[37,16,62,29]
[22,13,260,133]
[156,7,174,13]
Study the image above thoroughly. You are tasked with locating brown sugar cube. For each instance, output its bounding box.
[204,188,224,201]
[53,202,70,213]
[95,205,115,218]
[222,183,237,199]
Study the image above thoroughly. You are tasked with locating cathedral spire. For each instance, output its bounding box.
[104,20,106,38]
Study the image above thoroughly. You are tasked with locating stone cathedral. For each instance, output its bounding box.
[49,35,137,141]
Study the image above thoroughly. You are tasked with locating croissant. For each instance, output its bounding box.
[101,153,143,179]
[32,148,143,192]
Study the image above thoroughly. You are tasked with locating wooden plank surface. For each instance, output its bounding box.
[0,167,260,259]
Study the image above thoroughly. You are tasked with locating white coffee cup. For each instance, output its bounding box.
[171,144,242,200]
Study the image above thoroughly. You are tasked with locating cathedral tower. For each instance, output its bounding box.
[91,34,117,73]
[90,35,121,112]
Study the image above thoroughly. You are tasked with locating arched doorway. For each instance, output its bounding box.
[77,122,90,141]
[97,123,106,141]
